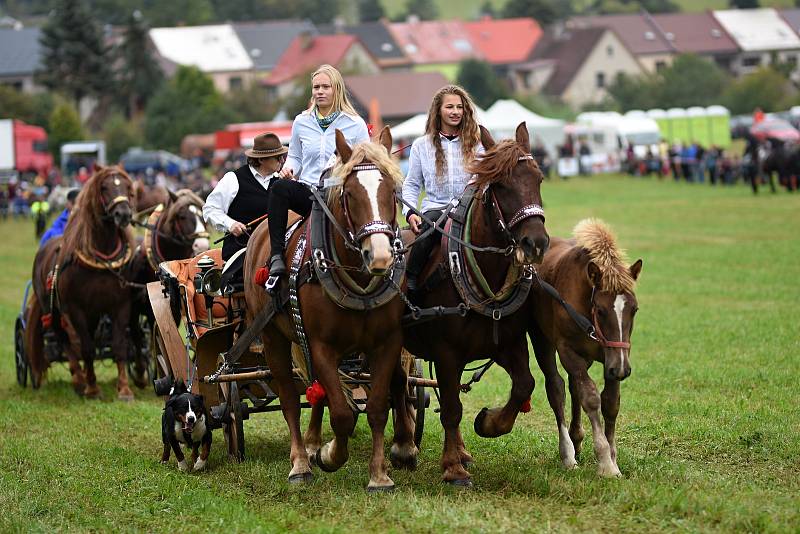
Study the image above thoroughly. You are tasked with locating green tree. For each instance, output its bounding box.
[730,0,759,7]
[502,0,565,25]
[403,0,439,20]
[144,66,235,153]
[722,68,792,115]
[37,0,113,107]
[143,0,215,26]
[294,0,339,24]
[116,10,164,118]
[225,81,279,123]
[605,72,660,112]
[48,101,85,164]
[479,0,497,17]
[456,59,507,109]
[655,54,728,108]
[359,0,386,21]
[103,114,145,163]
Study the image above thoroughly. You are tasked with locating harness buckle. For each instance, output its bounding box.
[492,309,502,321]
[523,265,534,280]
[449,252,461,276]
[313,249,328,273]
[588,327,599,342]
[265,275,280,292]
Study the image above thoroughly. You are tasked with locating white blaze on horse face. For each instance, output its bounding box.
[356,169,392,269]
[190,205,209,253]
[614,294,627,365]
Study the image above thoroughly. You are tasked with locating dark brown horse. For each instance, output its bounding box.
[402,123,549,485]
[527,218,641,477]
[126,188,209,386]
[26,166,137,399]
[133,180,170,220]
[244,128,411,490]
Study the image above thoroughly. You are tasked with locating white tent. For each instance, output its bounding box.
[484,99,565,154]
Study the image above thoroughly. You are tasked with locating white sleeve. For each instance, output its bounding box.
[401,141,423,217]
[202,171,239,232]
[355,118,370,144]
[285,117,303,176]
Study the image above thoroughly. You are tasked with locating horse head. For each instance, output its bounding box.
[586,258,642,381]
[94,165,134,229]
[333,127,402,275]
[471,123,549,265]
[165,189,210,255]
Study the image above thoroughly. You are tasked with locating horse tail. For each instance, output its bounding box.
[24,298,48,388]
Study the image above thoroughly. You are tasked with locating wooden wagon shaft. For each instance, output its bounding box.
[352,372,439,388]
[204,369,439,388]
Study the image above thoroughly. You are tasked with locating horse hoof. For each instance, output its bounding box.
[117,390,134,402]
[473,407,489,437]
[366,483,395,494]
[314,448,336,473]
[288,472,313,485]
[389,450,418,470]
[461,459,474,469]
[445,477,473,488]
[73,383,87,396]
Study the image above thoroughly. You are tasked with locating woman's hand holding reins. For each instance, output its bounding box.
[408,214,422,235]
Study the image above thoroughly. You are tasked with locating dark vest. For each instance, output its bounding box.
[222,165,271,260]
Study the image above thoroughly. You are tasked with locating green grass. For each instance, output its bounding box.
[1,175,799,532]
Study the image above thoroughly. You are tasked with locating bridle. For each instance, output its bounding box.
[98,174,132,218]
[589,286,631,350]
[484,154,546,254]
[340,162,398,245]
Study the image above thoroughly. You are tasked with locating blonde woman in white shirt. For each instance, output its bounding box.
[401,85,482,293]
[267,64,369,277]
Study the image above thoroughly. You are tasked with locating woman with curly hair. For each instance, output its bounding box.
[401,85,483,293]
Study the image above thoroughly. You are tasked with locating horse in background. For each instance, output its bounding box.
[527,218,642,477]
[126,188,209,387]
[26,166,137,399]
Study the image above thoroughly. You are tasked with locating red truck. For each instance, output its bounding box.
[0,119,54,178]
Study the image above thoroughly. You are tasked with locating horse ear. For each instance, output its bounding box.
[515,122,530,150]
[629,259,643,281]
[335,129,352,164]
[587,261,603,288]
[378,126,392,154]
[479,125,495,150]
[167,189,178,203]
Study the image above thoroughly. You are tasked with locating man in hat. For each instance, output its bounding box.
[203,132,288,260]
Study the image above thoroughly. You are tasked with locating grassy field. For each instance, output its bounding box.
[1,175,799,532]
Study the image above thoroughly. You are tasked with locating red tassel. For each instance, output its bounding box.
[46,274,54,291]
[367,124,374,137]
[520,397,531,413]
[60,317,69,330]
[41,313,52,329]
[254,266,269,286]
[306,380,326,406]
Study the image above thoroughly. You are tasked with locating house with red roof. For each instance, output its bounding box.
[385,19,478,80]
[264,32,379,99]
[463,17,543,67]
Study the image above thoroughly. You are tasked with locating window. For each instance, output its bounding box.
[229,76,242,91]
[786,55,798,67]
[596,72,606,88]
[742,56,761,67]
[606,45,614,57]
[655,61,667,72]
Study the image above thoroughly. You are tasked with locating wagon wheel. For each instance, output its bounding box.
[127,316,157,389]
[411,358,429,448]
[151,324,175,396]
[220,381,245,462]
[14,318,28,388]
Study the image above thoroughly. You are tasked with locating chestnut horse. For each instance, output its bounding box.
[26,166,137,399]
[527,218,641,477]
[401,123,550,486]
[244,128,410,490]
[126,188,209,386]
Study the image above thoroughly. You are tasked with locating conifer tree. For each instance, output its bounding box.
[116,10,164,117]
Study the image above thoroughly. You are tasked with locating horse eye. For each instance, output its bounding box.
[597,308,607,317]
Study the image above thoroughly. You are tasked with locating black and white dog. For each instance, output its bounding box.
[161,379,212,472]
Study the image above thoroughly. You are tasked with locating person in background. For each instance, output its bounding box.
[39,189,78,246]
[265,64,369,278]
[203,132,288,261]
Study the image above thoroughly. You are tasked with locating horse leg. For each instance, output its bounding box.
[567,374,585,460]
[435,354,471,485]
[303,402,324,459]
[61,312,88,396]
[389,356,419,471]
[312,342,354,473]
[363,335,402,491]
[601,378,621,472]
[530,330,575,469]
[113,307,134,401]
[25,299,48,389]
[473,339,535,438]
[263,332,311,483]
[84,357,101,399]
[562,351,619,477]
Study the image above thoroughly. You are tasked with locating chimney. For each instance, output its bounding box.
[299,30,314,50]
[333,16,346,34]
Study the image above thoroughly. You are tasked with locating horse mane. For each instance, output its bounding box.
[573,218,635,293]
[62,166,135,256]
[327,141,404,203]
[467,139,535,191]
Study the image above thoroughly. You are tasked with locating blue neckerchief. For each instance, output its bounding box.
[315,107,340,131]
